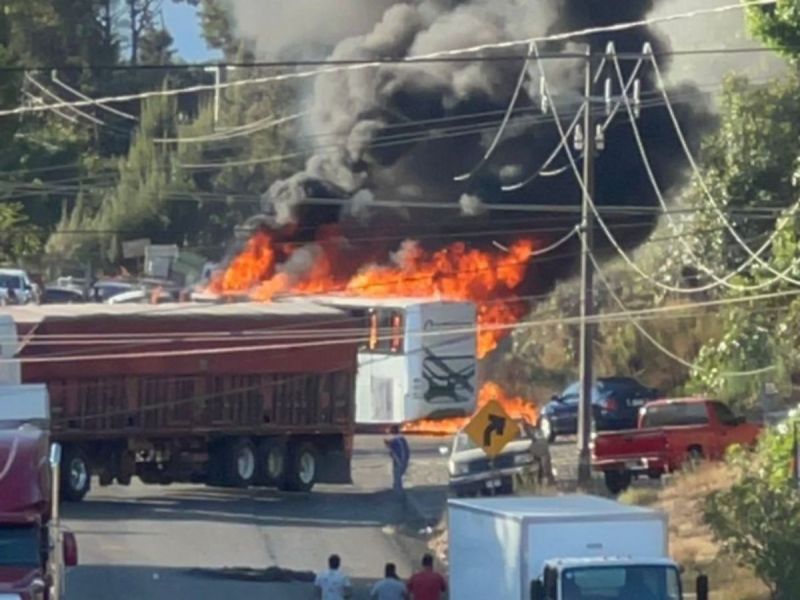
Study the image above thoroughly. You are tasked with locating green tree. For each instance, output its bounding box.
[0,203,43,263]
[704,415,800,599]
[748,0,800,61]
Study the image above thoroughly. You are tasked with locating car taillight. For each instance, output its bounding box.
[603,396,619,411]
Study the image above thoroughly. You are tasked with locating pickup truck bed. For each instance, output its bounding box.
[592,398,761,494]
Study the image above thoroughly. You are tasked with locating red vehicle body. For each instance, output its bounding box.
[0,388,78,599]
[0,302,360,501]
[592,398,762,494]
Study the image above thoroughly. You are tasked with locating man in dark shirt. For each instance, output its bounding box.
[384,425,410,496]
[407,554,447,600]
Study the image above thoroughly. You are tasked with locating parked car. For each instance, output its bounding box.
[445,420,553,497]
[41,286,86,304]
[0,268,36,304]
[88,280,137,302]
[537,377,658,442]
[592,397,762,494]
[106,289,173,304]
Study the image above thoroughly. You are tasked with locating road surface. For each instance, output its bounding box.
[63,434,583,599]
[64,435,445,600]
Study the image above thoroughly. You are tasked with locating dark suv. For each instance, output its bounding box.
[537,377,658,442]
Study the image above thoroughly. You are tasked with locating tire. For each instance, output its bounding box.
[224,438,257,488]
[538,417,556,443]
[604,470,632,495]
[282,442,318,492]
[61,447,91,502]
[254,438,288,487]
[687,446,704,470]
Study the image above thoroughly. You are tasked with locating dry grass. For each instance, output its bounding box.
[624,464,771,600]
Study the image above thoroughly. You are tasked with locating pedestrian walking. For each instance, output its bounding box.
[314,554,353,600]
[384,425,410,496]
[370,562,408,600]
[407,554,447,600]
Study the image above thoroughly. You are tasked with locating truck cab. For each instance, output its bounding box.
[0,385,78,599]
[532,557,696,600]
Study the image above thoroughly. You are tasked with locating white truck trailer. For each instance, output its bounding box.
[448,495,708,600]
[294,296,477,425]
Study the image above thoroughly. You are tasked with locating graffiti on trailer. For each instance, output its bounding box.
[422,348,475,404]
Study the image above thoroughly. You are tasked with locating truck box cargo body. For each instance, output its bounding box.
[448,496,670,600]
[0,302,360,500]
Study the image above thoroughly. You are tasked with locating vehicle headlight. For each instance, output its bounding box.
[514,453,533,465]
[450,461,469,476]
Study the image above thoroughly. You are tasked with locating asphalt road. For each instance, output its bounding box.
[63,435,446,600]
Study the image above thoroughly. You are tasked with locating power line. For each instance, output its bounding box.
[0,0,776,120]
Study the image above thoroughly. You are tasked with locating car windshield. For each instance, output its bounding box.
[0,525,40,567]
[454,425,529,452]
[561,565,681,600]
[0,274,22,289]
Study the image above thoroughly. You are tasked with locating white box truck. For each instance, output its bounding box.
[448,495,709,600]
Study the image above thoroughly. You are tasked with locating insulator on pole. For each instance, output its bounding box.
[633,78,642,119]
[574,124,584,152]
[604,78,612,116]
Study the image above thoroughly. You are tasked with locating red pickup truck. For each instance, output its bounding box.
[592,398,762,494]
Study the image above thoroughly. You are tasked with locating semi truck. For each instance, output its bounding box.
[290,296,478,425]
[0,384,78,599]
[447,495,708,600]
[0,302,361,501]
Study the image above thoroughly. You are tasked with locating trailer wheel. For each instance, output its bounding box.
[254,438,288,487]
[603,470,632,496]
[224,438,257,488]
[283,442,318,492]
[61,447,91,502]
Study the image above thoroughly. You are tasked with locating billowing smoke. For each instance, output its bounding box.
[224,0,755,295]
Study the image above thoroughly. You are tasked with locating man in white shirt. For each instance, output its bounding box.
[314,554,353,600]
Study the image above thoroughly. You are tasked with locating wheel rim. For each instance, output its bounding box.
[237,446,256,480]
[267,448,284,479]
[298,451,315,485]
[69,458,88,492]
[540,418,551,440]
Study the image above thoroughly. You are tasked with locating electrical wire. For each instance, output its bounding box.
[588,241,777,377]
[0,0,776,120]
[648,47,800,289]
[25,74,106,126]
[3,285,800,365]
[453,42,534,182]
[536,40,800,296]
[50,71,138,122]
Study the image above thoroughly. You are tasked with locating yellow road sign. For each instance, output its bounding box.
[464,400,519,458]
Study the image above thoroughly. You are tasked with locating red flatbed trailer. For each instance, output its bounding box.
[1,302,360,501]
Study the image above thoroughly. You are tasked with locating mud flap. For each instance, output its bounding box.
[315,450,352,484]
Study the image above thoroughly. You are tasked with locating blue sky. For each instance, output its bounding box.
[162,2,220,62]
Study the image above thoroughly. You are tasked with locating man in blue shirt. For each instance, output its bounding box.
[384,425,410,496]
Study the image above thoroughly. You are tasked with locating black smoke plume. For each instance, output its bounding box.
[242,0,715,296]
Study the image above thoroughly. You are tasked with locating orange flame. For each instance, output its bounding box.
[209,232,535,358]
[401,380,539,435]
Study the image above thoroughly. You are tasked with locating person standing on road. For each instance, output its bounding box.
[407,554,447,600]
[384,425,410,496]
[370,562,408,600]
[314,554,353,600]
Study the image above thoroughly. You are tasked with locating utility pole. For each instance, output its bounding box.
[577,46,596,488]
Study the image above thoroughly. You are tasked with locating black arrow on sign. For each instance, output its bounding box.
[483,414,506,447]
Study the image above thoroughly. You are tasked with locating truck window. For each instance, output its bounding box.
[366,309,404,354]
[0,524,40,567]
[712,401,739,426]
[562,566,680,600]
[641,402,709,428]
